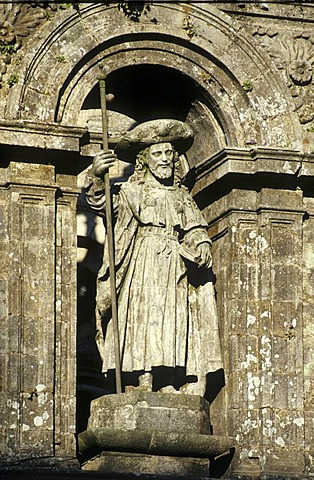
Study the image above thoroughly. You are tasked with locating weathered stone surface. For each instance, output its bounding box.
[86,124,222,397]
[80,391,232,478]
[82,451,210,478]
[1,4,304,154]
[0,120,86,153]
[88,391,211,434]
[0,160,79,469]
[78,391,234,478]
[0,1,313,477]
[79,427,233,460]
[204,156,310,476]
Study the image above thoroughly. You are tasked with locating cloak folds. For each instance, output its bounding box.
[86,178,223,379]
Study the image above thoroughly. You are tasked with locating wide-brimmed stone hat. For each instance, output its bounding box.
[115,119,194,163]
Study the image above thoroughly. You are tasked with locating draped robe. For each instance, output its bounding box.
[86,176,223,379]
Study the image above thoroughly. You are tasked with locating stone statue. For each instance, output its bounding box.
[85,119,222,396]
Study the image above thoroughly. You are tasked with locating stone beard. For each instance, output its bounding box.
[86,121,223,396]
[145,143,174,180]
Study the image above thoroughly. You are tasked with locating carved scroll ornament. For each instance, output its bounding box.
[0,2,58,86]
[253,27,314,126]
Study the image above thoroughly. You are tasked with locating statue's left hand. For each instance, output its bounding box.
[195,243,212,268]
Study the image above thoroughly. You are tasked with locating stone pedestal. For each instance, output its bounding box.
[79,391,233,479]
[88,390,212,434]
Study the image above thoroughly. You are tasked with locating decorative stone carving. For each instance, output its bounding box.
[0,1,312,475]
[288,58,312,86]
[0,2,57,86]
[253,27,314,125]
[117,1,151,21]
[86,119,223,397]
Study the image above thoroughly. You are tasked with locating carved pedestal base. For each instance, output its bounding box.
[79,391,233,479]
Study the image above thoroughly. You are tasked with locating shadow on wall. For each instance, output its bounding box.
[210,447,235,478]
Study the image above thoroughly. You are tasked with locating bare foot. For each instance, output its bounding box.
[180,379,206,396]
[138,372,153,391]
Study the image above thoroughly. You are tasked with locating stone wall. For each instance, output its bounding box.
[0,2,313,477]
[0,158,79,468]
[194,148,314,477]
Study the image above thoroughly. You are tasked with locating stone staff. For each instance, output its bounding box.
[98,70,122,394]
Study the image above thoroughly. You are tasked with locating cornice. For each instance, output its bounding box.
[0,119,87,152]
[193,146,314,198]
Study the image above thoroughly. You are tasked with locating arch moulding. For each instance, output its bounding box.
[2,1,302,159]
[0,2,313,476]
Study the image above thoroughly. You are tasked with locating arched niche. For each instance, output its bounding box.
[3,1,302,166]
[0,4,310,468]
[77,63,228,165]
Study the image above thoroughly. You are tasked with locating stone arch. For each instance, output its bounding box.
[1,3,312,473]
[3,2,302,163]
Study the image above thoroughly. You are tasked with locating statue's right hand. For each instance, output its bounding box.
[92,150,117,178]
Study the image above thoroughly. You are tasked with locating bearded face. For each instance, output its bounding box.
[146,142,174,180]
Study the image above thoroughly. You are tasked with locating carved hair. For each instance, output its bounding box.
[129,146,181,186]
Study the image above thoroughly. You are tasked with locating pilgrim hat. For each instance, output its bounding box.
[115,119,194,163]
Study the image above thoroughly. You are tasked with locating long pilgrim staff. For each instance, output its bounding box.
[98,71,122,394]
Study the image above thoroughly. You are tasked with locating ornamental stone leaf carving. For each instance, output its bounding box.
[0,2,50,45]
[253,27,314,125]
[0,2,58,86]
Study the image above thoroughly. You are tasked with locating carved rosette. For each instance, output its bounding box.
[253,27,314,126]
[0,2,58,87]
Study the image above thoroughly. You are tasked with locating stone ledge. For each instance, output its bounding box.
[0,473,312,480]
[78,427,233,459]
[82,451,210,478]
[0,120,87,152]
[193,147,314,198]
[0,469,217,480]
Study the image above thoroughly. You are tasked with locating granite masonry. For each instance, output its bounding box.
[0,2,313,479]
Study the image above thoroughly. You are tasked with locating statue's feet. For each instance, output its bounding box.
[138,372,153,391]
[125,372,153,392]
[180,379,206,396]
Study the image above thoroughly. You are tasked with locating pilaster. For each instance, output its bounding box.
[0,157,80,469]
[0,162,57,464]
[54,174,80,462]
[195,147,313,477]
